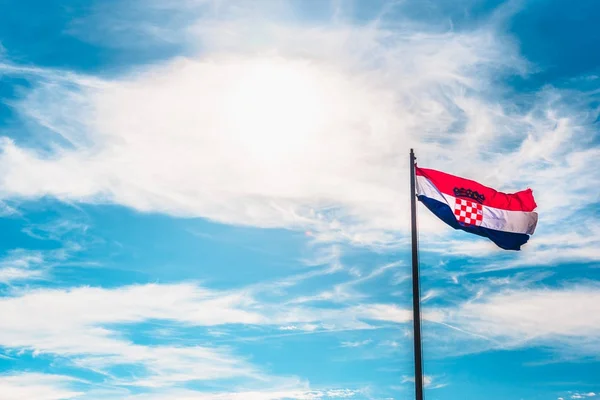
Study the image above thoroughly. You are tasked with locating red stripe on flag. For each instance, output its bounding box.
[415,166,537,212]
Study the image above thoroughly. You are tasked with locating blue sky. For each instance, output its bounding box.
[0,0,599,399]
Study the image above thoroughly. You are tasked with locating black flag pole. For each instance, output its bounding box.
[410,148,424,400]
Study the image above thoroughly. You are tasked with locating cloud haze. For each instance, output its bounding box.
[0,2,597,253]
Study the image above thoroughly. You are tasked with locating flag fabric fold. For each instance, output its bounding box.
[415,166,538,250]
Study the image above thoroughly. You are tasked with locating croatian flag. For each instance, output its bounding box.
[416,166,538,250]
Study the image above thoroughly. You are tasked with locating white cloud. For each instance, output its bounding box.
[287,260,402,305]
[0,274,384,395]
[0,283,264,388]
[501,224,600,267]
[340,339,372,348]
[1,1,598,398]
[0,249,49,284]
[0,200,17,216]
[0,373,83,400]
[352,303,412,324]
[0,241,95,285]
[422,215,600,267]
[401,375,447,389]
[447,285,600,354]
[115,387,362,400]
[0,3,596,255]
[0,372,361,400]
[0,218,93,285]
[278,325,300,331]
[266,303,407,332]
[0,280,420,389]
[0,266,44,283]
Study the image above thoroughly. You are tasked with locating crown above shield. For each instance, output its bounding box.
[453,187,485,204]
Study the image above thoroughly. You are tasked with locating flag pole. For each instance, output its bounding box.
[410,148,424,400]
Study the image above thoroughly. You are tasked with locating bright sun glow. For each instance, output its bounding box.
[221,58,329,159]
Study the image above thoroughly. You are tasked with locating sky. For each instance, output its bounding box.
[0,0,599,399]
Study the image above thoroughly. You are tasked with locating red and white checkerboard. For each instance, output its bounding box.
[454,199,483,226]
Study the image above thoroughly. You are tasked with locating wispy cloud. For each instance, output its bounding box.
[401,374,448,389]
[113,387,364,400]
[287,260,402,305]
[0,283,264,388]
[0,249,52,284]
[0,200,17,216]
[0,240,84,285]
[340,339,372,348]
[444,284,600,355]
[0,280,420,390]
[0,0,596,255]
[0,373,83,400]
[570,392,597,399]
[0,372,363,400]
[0,1,598,398]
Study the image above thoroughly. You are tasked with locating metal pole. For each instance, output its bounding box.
[410,148,424,400]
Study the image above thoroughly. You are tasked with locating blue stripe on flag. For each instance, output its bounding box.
[417,195,530,251]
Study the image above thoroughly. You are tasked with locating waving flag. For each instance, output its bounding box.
[415,166,538,250]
